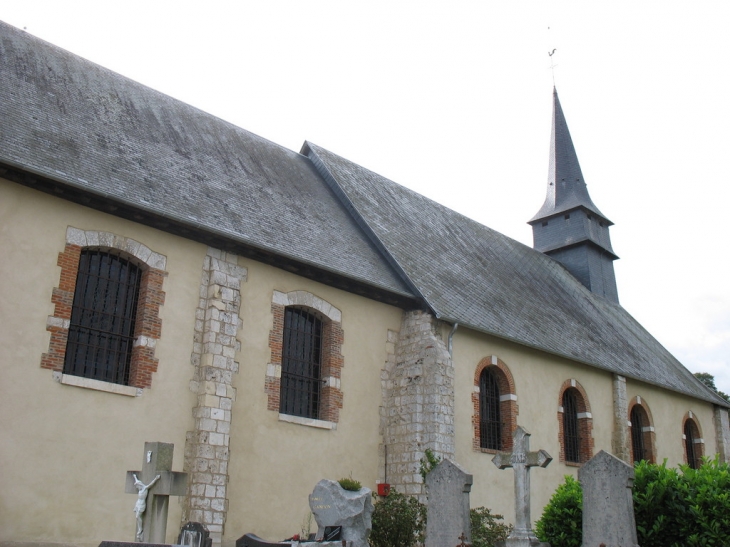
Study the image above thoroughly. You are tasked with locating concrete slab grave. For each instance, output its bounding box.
[492,426,552,547]
[425,459,473,547]
[125,442,188,543]
[579,450,639,547]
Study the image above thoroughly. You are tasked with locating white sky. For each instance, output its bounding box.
[2,1,729,393]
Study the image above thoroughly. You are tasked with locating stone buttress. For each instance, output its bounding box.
[380,310,455,501]
[183,248,247,546]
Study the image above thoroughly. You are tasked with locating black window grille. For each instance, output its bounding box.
[563,389,580,463]
[685,421,699,469]
[479,368,502,450]
[631,406,646,463]
[63,250,141,385]
[280,307,323,419]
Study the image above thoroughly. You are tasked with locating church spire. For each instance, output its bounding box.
[529,88,619,302]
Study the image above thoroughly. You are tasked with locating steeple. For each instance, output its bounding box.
[529,88,619,302]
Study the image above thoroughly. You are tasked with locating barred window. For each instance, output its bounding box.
[279,307,323,419]
[562,389,580,463]
[631,405,647,463]
[479,368,502,450]
[63,250,141,385]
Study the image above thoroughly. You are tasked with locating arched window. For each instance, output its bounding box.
[630,405,646,462]
[684,416,703,469]
[558,379,593,464]
[266,290,344,425]
[472,356,517,452]
[479,368,502,450]
[42,229,167,392]
[629,398,656,464]
[562,389,580,463]
[64,250,141,384]
[279,307,323,419]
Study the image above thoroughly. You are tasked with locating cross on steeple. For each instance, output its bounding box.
[492,427,551,547]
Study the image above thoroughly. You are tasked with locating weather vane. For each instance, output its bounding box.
[548,48,557,86]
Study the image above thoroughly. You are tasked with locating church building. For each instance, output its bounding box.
[1,21,727,547]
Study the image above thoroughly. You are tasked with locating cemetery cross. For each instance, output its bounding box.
[126,442,188,543]
[492,426,552,546]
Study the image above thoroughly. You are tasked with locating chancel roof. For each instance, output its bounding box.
[1,21,725,407]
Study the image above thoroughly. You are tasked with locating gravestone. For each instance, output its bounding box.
[125,442,188,543]
[492,426,552,547]
[579,450,639,547]
[178,522,212,547]
[308,479,373,547]
[425,459,473,547]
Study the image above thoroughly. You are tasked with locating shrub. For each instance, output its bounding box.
[338,477,362,491]
[470,506,512,547]
[535,475,582,547]
[537,458,730,547]
[369,489,426,547]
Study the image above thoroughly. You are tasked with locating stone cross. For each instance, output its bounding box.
[492,426,552,547]
[126,442,188,543]
[579,450,639,547]
[425,459,473,547]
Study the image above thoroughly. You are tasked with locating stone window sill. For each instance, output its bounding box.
[563,461,582,468]
[278,413,336,430]
[54,371,142,397]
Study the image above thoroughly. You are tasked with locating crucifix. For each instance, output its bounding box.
[126,442,188,543]
[492,426,552,547]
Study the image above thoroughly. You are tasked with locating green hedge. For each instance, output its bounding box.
[536,457,730,547]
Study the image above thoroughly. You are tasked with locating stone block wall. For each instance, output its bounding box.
[380,310,455,501]
[183,248,247,546]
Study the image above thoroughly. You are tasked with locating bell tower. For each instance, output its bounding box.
[529,88,619,302]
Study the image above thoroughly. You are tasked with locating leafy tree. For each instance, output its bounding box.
[694,372,730,403]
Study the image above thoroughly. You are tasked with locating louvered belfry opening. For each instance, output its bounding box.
[631,406,647,463]
[480,368,502,450]
[563,389,580,463]
[685,420,699,469]
[63,250,141,385]
[280,307,323,419]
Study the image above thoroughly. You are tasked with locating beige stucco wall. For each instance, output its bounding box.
[625,378,717,467]
[2,177,723,546]
[447,324,720,531]
[223,259,403,544]
[0,179,204,545]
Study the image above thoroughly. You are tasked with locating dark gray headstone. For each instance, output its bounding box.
[178,522,212,547]
[425,459,473,547]
[579,450,639,547]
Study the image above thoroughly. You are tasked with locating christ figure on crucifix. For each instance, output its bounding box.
[133,473,160,541]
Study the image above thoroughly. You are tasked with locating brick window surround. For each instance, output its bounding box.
[473,356,518,453]
[682,411,704,469]
[629,396,657,464]
[41,227,166,393]
[557,379,594,465]
[265,290,344,425]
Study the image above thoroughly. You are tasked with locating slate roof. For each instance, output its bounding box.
[1,21,725,407]
[0,22,414,302]
[305,143,728,407]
